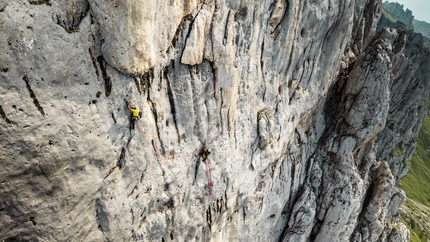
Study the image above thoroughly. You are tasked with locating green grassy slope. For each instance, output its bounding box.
[382,8,398,23]
[400,115,430,241]
[400,115,430,207]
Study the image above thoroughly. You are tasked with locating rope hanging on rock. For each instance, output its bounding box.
[203,157,213,199]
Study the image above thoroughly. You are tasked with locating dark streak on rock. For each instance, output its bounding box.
[234,7,248,22]
[163,63,181,143]
[89,48,100,82]
[171,14,194,48]
[23,75,45,116]
[127,184,138,198]
[143,69,165,155]
[0,105,11,125]
[141,68,154,97]
[54,0,89,33]
[36,162,51,182]
[111,112,117,124]
[96,56,112,97]
[223,10,232,45]
[95,198,110,239]
[148,100,164,155]
[193,156,201,185]
[134,77,142,94]
[116,147,126,169]
[28,0,51,6]
[206,206,212,227]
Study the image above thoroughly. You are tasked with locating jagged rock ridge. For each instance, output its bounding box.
[382,1,414,28]
[413,19,430,40]
[0,0,428,241]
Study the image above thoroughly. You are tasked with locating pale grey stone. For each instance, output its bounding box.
[0,0,428,241]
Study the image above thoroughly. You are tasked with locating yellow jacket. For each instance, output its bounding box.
[131,108,140,117]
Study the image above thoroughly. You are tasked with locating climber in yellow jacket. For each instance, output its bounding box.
[127,101,141,130]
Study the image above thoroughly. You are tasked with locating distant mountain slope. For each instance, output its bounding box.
[382,1,414,28]
[380,2,430,242]
[400,114,430,242]
[413,19,430,40]
[381,1,430,47]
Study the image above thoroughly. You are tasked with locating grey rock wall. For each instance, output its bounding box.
[0,0,427,241]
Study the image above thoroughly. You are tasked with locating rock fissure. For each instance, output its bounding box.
[96,55,112,97]
[89,48,101,82]
[163,65,181,144]
[0,105,12,125]
[22,75,45,116]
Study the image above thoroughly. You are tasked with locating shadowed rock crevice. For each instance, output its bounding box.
[52,0,90,33]
[96,56,112,97]
[23,75,45,116]
[95,198,110,239]
[163,64,181,144]
[0,105,12,124]
[28,0,51,6]
[116,147,126,169]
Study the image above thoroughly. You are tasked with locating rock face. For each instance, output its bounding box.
[0,0,428,241]
[377,4,430,184]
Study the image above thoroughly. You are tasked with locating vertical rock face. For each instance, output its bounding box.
[89,0,198,76]
[0,1,427,242]
[376,5,430,183]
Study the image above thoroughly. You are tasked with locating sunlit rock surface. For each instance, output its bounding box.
[0,0,428,241]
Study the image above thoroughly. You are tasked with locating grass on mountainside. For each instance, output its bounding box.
[399,115,430,242]
[399,115,430,207]
[382,8,397,23]
[401,198,430,242]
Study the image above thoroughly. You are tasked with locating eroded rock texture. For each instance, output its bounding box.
[0,0,428,241]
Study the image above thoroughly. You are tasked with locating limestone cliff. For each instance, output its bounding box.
[0,0,428,241]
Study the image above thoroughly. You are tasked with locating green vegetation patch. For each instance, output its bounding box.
[400,198,430,242]
[382,8,397,23]
[400,115,430,207]
[400,115,430,241]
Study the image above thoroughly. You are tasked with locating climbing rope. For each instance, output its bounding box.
[203,157,213,199]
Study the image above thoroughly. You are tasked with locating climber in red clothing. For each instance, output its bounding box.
[199,148,211,162]
[199,147,213,199]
